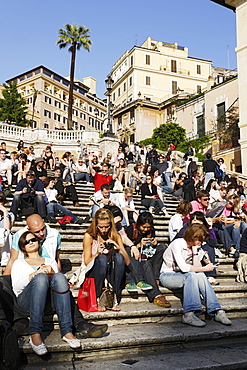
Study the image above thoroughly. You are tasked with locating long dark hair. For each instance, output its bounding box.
[188,211,209,229]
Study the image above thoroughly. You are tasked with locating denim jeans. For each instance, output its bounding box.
[160,271,221,315]
[17,273,73,337]
[74,172,90,182]
[213,222,234,251]
[164,172,172,188]
[87,253,125,302]
[225,222,247,251]
[46,202,78,222]
[10,194,46,218]
[141,198,165,211]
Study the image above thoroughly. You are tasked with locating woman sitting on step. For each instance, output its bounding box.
[140,175,169,216]
[11,231,81,356]
[160,223,232,327]
[125,212,171,308]
[83,208,130,311]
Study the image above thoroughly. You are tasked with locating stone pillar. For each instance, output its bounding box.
[99,137,120,159]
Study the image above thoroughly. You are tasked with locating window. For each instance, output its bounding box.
[63,117,67,124]
[197,65,201,75]
[43,69,52,77]
[197,85,202,93]
[172,81,178,95]
[101,112,105,118]
[146,55,150,65]
[113,93,115,101]
[217,102,226,130]
[118,116,122,128]
[89,117,94,126]
[54,113,61,122]
[129,76,132,86]
[44,109,51,118]
[171,60,177,73]
[130,55,133,66]
[26,73,32,78]
[62,80,69,86]
[31,120,37,128]
[54,100,61,108]
[80,112,86,119]
[89,106,92,112]
[45,96,51,104]
[54,75,60,82]
[72,109,78,116]
[197,115,205,137]
[80,125,85,130]
[123,82,126,92]
[146,76,151,86]
[118,87,121,97]
[79,89,85,95]
[64,104,68,111]
[44,123,49,129]
[130,109,134,124]
[19,76,25,81]
[34,69,41,75]
[27,97,32,104]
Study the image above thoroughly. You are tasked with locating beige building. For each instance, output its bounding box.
[211,0,247,175]
[109,37,236,143]
[6,66,107,131]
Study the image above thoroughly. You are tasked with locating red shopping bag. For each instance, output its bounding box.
[77,278,98,312]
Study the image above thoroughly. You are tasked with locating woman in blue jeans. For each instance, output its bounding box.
[160,224,232,327]
[11,231,80,355]
[83,208,130,311]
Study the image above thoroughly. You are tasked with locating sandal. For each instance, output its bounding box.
[111,303,121,311]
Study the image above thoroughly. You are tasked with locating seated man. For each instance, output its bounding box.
[10,170,46,221]
[89,184,115,218]
[0,149,12,190]
[1,214,108,338]
[54,167,80,207]
[73,157,91,184]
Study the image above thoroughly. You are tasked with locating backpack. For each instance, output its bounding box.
[0,320,21,370]
[215,165,223,179]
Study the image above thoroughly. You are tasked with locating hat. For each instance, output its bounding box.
[35,157,45,164]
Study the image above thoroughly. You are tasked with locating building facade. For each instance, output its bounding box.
[108,37,236,143]
[6,66,107,131]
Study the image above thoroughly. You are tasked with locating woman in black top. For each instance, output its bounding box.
[141,175,169,216]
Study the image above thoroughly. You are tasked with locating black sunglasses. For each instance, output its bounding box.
[25,237,38,245]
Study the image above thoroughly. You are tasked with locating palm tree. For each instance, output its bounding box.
[56,24,91,130]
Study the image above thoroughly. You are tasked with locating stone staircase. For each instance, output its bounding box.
[8,182,247,366]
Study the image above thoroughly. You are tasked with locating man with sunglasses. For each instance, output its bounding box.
[1,214,108,338]
[73,156,91,184]
[88,153,117,192]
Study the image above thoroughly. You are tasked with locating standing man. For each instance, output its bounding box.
[203,153,217,189]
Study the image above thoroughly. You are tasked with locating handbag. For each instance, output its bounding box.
[98,284,114,309]
[77,277,98,312]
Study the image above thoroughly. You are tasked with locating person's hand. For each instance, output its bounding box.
[131,246,140,260]
[97,243,105,254]
[38,265,54,275]
[150,237,157,246]
[141,238,152,246]
[203,263,217,272]
[220,214,227,224]
[22,187,28,193]
[88,153,94,161]
[234,219,241,229]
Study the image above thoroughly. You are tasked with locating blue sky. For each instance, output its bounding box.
[0,0,236,98]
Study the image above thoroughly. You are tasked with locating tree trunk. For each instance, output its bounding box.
[68,43,76,130]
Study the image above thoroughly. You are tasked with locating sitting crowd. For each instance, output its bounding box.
[1,139,246,358]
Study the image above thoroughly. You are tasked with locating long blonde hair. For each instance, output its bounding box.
[86,208,119,242]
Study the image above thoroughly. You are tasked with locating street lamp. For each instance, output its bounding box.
[104,76,115,137]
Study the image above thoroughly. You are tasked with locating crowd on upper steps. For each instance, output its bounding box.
[0,138,246,358]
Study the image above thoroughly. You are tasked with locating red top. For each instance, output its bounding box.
[94,173,113,192]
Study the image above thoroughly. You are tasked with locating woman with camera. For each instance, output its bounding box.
[11,231,81,355]
[83,208,130,311]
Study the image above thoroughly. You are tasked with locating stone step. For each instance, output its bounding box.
[20,319,247,364]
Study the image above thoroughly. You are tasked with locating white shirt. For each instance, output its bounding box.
[0,158,12,175]
[160,238,192,274]
[169,214,183,241]
[116,192,135,210]
[45,188,58,202]
[11,257,59,296]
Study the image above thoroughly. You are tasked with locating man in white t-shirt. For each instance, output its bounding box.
[89,184,115,218]
[73,157,91,184]
[0,149,12,186]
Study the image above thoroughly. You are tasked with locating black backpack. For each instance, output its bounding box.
[0,320,21,370]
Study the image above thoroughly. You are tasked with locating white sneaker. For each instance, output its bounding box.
[215,248,226,258]
[62,336,81,349]
[29,337,48,355]
[214,310,232,325]
[208,277,220,286]
[182,312,206,327]
[228,248,236,257]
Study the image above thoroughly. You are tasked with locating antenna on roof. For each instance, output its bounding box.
[135,34,138,46]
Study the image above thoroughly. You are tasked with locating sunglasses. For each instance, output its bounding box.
[97,225,111,229]
[25,237,38,245]
[202,198,209,201]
